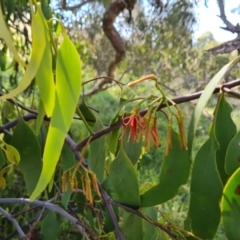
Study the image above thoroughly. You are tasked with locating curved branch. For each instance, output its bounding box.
[74,78,240,150]
[0,207,26,239]
[0,198,90,240]
[86,0,137,95]
[217,0,240,33]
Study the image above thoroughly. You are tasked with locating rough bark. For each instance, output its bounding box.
[208,0,240,55]
[85,0,137,95]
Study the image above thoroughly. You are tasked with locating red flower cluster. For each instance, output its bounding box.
[121,108,161,152]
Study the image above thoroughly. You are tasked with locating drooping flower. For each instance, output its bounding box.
[142,111,161,152]
[121,107,143,142]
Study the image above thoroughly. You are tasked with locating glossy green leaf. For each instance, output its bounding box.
[189,130,222,239]
[221,167,240,240]
[0,3,47,100]
[109,146,141,206]
[122,213,143,240]
[4,143,20,165]
[35,41,55,117]
[41,211,59,240]
[225,131,240,176]
[214,93,236,184]
[123,127,143,165]
[11,118,42,194]
[89,118,105,183]
[141,131,190,207]
[0,148,5,168]
[0,5,26,67]
[30,32,82,200]
[188,56,240,158]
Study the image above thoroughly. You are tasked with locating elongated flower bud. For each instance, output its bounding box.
[177,111,187,149]
[127,74,158,87]
[165,117,173,156]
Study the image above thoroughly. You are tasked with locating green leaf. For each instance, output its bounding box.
[108,128,120,154]
[60,144,75,209]
[141,131,190,207]
[40,0,52,20]
[123,127,143,165]
[35,40,55,117]
[41,211,59,240]
[188,56,240,158]
[0,148,5,168]
[0,5,26,67]
[30,32,82,200]
[109,146,141,206]
[143,207,158,240]
[189,130,222,239]
[122,213,143,240]
[61,188,72,210]
[109,97,128,125]
[4,143,20,165]
[35,99,45,136]
[0,3,48,100]
[103,204,119,233]
[221,167,240,240]
[214,93,237,184]
[78,98,96,127]
[61,143,76,172]
[0,166,9,188]
[225,131,240,176]
[89,118,105,183]
[11,119,42,195]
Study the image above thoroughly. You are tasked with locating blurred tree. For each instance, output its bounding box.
[0,0,238,97]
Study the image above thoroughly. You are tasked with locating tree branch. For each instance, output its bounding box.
[0,198,90,240]
[217,0,240,33]
[0,207,26,239]
[86,0,137,95]
[74,78,240,150]
[61,0,95,11]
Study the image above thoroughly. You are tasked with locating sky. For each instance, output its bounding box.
[194,1,240,42]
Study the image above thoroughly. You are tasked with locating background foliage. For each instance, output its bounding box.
[0,0,240,239]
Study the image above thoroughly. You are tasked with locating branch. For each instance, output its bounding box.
[65,135,125,239]
[110,200,178,239]
[217,0,240,33]
[207,37,240,54]
[0,207,26,239]
[86,0,137,95]
[74,78,240,150]
[0,198,90,240]
[61,0,95,11]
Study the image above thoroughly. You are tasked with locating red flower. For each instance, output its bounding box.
[121,107,143,142]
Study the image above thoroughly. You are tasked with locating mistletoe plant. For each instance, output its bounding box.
[0,1,240,240]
